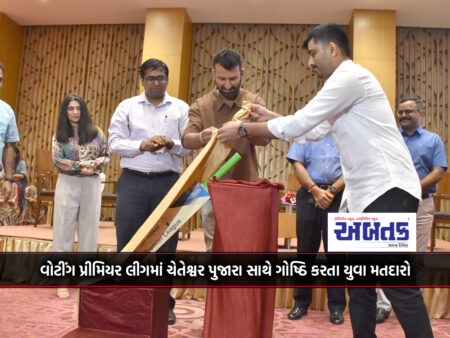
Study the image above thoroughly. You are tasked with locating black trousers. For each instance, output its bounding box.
[293,187,347,312]
[115,170,179,308]
[347,188,433,338]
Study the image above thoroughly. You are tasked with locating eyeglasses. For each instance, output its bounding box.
[397,109,415,116]
[145,76,167,83]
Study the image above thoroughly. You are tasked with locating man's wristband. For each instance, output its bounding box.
[308,184,317,193]
[4,177,14,183]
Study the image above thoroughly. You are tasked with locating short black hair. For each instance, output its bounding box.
[400,97,424,112]
[212,49,242,71]
[139,58,169,79]
[302,23,351,58]
[0,61,4,71]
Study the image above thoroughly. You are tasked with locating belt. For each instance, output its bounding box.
[123,168,177,179]
[317,184,331,190]
[422,192,432,199]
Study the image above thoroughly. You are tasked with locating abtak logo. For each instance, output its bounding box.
[328,213,416,252]
[334,221,409,241]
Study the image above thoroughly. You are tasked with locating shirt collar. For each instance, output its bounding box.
[327,59,353,83]
[212,88,245,111]
[400,125,424,136]
[138,92,173,107]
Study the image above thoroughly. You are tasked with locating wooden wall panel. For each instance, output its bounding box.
[15,24,144,188]
[397,27,449,240]
[189,24,320,187]
[16,25,91,180]
[83,24,144,187]
[15,24,143,219]
[397,27,448,161]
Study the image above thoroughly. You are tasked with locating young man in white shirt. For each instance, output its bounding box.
[217,23,433,338]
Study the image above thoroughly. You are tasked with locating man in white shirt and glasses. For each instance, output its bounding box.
[109,58,191,325]
[217,23,433,338]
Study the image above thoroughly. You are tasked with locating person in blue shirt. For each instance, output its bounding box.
[286,134,346,325]
[376,97,447,324]
[399,97,447,251]
[0,61,20,202]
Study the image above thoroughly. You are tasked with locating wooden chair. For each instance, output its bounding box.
[430,172,450,252]
[100,178,118,220]
[34,148,57,226]
[278,173,301,248]
[99,164,120,219]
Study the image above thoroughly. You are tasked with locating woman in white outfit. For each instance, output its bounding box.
[52,93,109,298]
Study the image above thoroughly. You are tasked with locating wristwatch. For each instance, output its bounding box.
[4,177,14,183]
[237,122,248,137]
[329,185,337,193]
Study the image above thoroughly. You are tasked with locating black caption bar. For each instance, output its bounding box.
[0,253,448,287]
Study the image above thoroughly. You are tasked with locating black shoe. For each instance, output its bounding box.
[330,311,344,325]
[288,305,308,320]
[375,308,389,324]
[168,308,176,325]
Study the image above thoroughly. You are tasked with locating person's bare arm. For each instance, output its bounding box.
[218,121,276,143]
[330,175,345,193]
[420,166,445,192]
[249,104,282,122]
[182,127,217,149]
[13,173,24,181]
[293,161,332,210]
[1,142,16,200]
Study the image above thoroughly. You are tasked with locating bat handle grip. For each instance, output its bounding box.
[202,153,242,189]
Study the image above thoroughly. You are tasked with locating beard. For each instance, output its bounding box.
[217,80,241,100]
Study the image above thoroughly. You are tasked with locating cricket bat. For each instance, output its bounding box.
[122,101,252,252]
[150,153,242,252]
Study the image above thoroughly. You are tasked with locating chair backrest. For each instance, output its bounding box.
[436,171,450,195]
[434,171,450,213]
[36,148,56,175]
[36,148,57,191]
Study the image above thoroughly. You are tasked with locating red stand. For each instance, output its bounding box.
[203,179,283,338]
[62,288,170,338]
